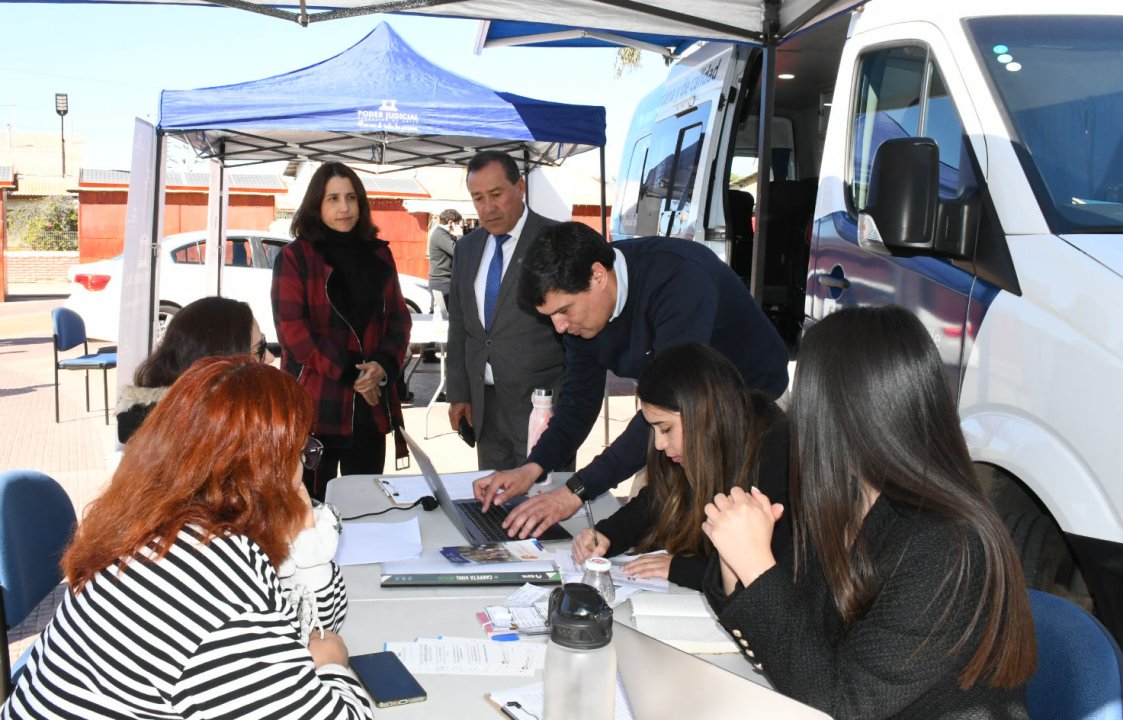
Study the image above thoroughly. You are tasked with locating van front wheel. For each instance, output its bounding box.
[976,464,1089,605]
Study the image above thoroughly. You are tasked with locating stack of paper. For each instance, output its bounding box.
[335,517,423,566]
[629,592,739,654]
[385,637,546,676]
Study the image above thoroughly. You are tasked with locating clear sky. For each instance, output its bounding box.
[0,3,670,173]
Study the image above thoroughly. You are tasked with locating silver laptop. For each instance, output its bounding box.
[403,432,571,545]
[614,621,830,719]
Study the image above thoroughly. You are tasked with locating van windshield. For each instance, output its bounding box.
[969,16,1123,233]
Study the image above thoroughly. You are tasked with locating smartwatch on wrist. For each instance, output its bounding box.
[565,474,589,502]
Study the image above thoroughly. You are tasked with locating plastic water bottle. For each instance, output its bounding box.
[527,388,554,483]
[544,584,616,720]
[581,557,615,605]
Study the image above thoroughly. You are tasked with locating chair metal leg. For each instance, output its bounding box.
[53,365,60,424]
[102,368,110,425]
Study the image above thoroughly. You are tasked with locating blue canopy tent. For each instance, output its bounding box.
[158,21,606,170]
[124,21,607,358]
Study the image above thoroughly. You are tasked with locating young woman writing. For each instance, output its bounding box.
[572,342,788,590]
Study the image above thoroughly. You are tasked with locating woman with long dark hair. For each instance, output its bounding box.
[4,357,374,719]
[116,296,271,443]
[703,305,1036,718]
[572,343,788,590]
[272,161,412,500]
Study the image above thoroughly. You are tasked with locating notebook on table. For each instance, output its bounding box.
[403,431,571,545]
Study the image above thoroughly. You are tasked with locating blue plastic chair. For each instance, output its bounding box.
[1028,588,1123,720]
[51,307,117,425]
[0,470,77,701]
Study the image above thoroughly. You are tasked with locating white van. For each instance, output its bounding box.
[613,0,1123,641]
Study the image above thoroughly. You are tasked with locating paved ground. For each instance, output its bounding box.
[0,284,639,664]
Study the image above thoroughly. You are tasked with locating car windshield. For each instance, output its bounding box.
[968,16,1123,234]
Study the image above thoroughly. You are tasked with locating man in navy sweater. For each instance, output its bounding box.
[473,222,790,539]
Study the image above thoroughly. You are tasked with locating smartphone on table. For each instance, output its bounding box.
[351,651,427,708]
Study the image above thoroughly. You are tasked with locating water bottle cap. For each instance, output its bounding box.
[548,583,613,650]
[583,557,611,573]
[532,388,553,398]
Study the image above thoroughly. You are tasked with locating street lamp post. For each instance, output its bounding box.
[54,93,68,176]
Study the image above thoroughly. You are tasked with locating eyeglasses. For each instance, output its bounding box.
[301,436,324,470]
[253,338,268,362]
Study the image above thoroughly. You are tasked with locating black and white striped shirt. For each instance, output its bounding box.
[2,527,374,719]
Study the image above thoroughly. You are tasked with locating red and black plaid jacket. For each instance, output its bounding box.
[271,236,412,441]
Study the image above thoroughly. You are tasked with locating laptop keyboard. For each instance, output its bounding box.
[456,499,572,543]
[457,500,511,542]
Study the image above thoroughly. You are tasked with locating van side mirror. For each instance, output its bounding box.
[859,138,939,253]
[859,137,977,261]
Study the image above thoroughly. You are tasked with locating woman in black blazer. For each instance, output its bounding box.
[702,306,1037,719]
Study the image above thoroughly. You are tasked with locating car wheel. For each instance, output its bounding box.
[158,303,180,342]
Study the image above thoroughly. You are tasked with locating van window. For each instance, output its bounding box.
[849,45,967,210]
[617,135,651,237]
[631,102,711,237]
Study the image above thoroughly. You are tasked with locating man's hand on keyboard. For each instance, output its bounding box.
[501,487,582,540]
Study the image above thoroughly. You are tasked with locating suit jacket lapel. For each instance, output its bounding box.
[495,211,540,317]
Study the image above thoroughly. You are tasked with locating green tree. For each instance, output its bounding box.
[6,196,78,251]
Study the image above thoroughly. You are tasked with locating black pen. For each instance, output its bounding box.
[584,500,596,532]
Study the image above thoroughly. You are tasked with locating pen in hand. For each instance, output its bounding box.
[584,500,596,533]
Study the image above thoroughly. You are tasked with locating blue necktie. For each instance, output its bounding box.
[484,234,511,333]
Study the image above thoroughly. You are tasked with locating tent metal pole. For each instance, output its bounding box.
[600,144,610,446]
[749,0,780,304]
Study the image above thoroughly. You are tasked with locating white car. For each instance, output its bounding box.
[64,230,433,342]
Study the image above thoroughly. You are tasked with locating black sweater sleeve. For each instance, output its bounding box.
[593,485,707,591]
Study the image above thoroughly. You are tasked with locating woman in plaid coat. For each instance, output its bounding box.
[272,162,412,500]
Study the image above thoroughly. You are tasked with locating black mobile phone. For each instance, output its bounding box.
[458,415,476,447]
[351,651,427,708]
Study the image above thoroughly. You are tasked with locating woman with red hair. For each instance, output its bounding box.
[3,357,374,719]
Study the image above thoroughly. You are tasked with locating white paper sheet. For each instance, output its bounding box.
[335,517,422,566]
[385,637,546,676]
[439,469,492,500]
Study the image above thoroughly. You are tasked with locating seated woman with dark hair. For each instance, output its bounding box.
[572,342,788,590]
[3,356,374,719]
[116,296,272,443]
[703,305,1036,719]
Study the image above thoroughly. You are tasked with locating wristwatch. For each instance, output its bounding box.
[565,474,589,502]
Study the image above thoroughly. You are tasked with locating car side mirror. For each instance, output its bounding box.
[859,137,977,261]
[859,138,940,254]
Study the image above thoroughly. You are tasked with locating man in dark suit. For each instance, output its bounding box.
[446,151,568,471]
[473,221,790,538]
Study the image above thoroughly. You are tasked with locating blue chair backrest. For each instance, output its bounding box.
[0,470,77,630]
[1028,588,1123,720]
[51,307,88,353]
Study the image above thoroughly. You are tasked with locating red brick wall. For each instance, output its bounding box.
[572,204,612,242]
[3,251,78,283]
[370,198,429,277]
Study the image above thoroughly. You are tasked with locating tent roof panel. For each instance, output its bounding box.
[158,22,605,168]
